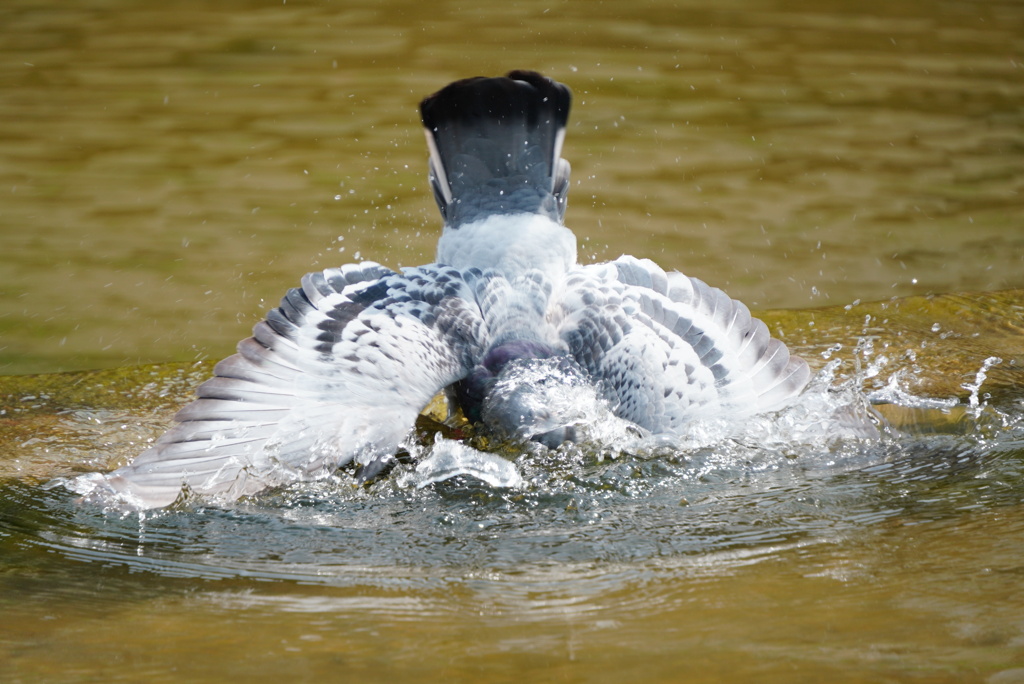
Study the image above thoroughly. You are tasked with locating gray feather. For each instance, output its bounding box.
[420,70,572,227]
[64,71,812,511]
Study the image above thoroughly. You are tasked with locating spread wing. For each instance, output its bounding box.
[558,256,810,434]
[71,262,485,509]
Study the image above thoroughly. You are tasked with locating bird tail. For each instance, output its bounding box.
[419,70,572,228]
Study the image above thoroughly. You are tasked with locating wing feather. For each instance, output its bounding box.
[74,262,485,508]
[559,256,809,434]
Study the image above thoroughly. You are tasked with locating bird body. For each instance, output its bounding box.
[437,212,577,279]
[64,71,810,509]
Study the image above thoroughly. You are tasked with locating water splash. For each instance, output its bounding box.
[866,369,958,410]
[481,356,646,448]
[398,435,524,489]
[962,356,1002,411]
[5,342,1022,593]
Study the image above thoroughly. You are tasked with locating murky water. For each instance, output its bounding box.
[2,0,1023,681]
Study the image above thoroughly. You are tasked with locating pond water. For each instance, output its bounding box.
[2,0,1024,681]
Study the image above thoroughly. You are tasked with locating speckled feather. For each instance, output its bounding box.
[68,70,810,509]
[94,263,488,507]
[558,256,809,432]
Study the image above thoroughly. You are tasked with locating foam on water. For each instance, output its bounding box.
[399,436,524,490]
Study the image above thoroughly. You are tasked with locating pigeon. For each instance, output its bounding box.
[65,70,809,509]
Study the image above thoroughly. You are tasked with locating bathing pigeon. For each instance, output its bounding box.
[66,70,810,508]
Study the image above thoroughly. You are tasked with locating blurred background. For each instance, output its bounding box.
[1,0,1022,374]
